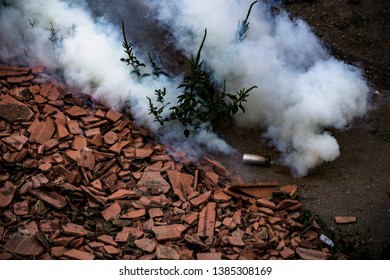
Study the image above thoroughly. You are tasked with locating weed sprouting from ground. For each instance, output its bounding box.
[147,29,256,137]
[236,0,258,42]
[121,2,258,137]
[120,21,148,78]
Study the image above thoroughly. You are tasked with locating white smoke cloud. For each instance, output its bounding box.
[147,0,371,176]
[0,0,371,176]
[0,0,233,160]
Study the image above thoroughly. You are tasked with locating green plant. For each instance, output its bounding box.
[147,29,257,137]
[236,0,258,42]
[121,1,258,137]
[120,21,148,78]
[45,21,60,45]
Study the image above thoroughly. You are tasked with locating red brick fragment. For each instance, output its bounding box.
[256,198,276,210]
[47,85,61,101]
[0,95,34,122]
[65,106,88,117]
[4,233,45,257]
[13,200,29,215]
[109,140,129,153]
[38,162,52,173]
[335,216,357,224]
[107,189,137,201]
[198,202,216,239]
[50,246,67,258]
[103,131,118,145]
[295,247,330,260]
[63,249,95,260]
[29,189,67,209]
[229,182,277,199]
[258,207,274,216]
[167,170,194,202]
[222,217,236,230]
[137,172,171,194]
[2,135,28,150]
[85,127,100,138]
[39,220,60,233]
[135,148,153,159]
[62,223,92,236]
[200,156,230,177]
[190,191,211,207]
[276,199,300,210]
[97,235,118,247]
[105,109,122,122]
[115,227,144,243]
[56,124,69,139]
[0,181,17,208]
[103,245,120,255]
[213,189,231,202]
[196,252,222,260]
[120,208,146,219]
[280,246,295,259]
[149,208,164,218]
[182,212,199,226]
[72,135,87,151]
[67,120,82,134]
[152,224,187,241]
[227,236,245,247]
[156,245,180,260]
[134,238,157,253]
[77,149,95,170]
[29,119,55,145]
[101,202,121,221]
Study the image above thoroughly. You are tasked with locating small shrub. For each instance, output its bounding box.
[121,1,258,137]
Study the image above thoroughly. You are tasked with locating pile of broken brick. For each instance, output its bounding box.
[0,64,344,260]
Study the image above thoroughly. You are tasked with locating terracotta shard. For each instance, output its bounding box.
[101,202,121,221]
[0,181,17,208]
[13,200,29,215]
[190,191,212,207]
[137,171,171,194]
[134,238,157,253]
[156,245,180,260]
[135,148,154,159]
[2,135,28,150]
[200,156,230,177]
[62,222,92,236]
[152,224,187,241]
[105,109,122,122]
[67,120,82,134]
[4,233,45,257]
[77,149,95,170]
[29,189,67,209]
[335,216,357,224]
[196,252,222,260]
[197,202,216,239]
[167,170,194,202]
[228,182,278,199]
[0,95,34,122]
[65,106,88,117]
[63,249,95,260]
[120,208,146,219]
[103,131,118,145]
[29,118,55,145]
[106,189,137,201]
[295,247,330,260]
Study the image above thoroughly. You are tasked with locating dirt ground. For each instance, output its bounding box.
[210,0,390,259]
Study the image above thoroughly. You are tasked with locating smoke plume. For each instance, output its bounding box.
[0,0,371,176]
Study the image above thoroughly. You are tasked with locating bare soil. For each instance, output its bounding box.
[210,0,390,259]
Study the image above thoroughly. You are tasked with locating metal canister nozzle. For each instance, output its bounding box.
[242,153,271,166]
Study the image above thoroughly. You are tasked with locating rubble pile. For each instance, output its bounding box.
[0,64,338,260]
